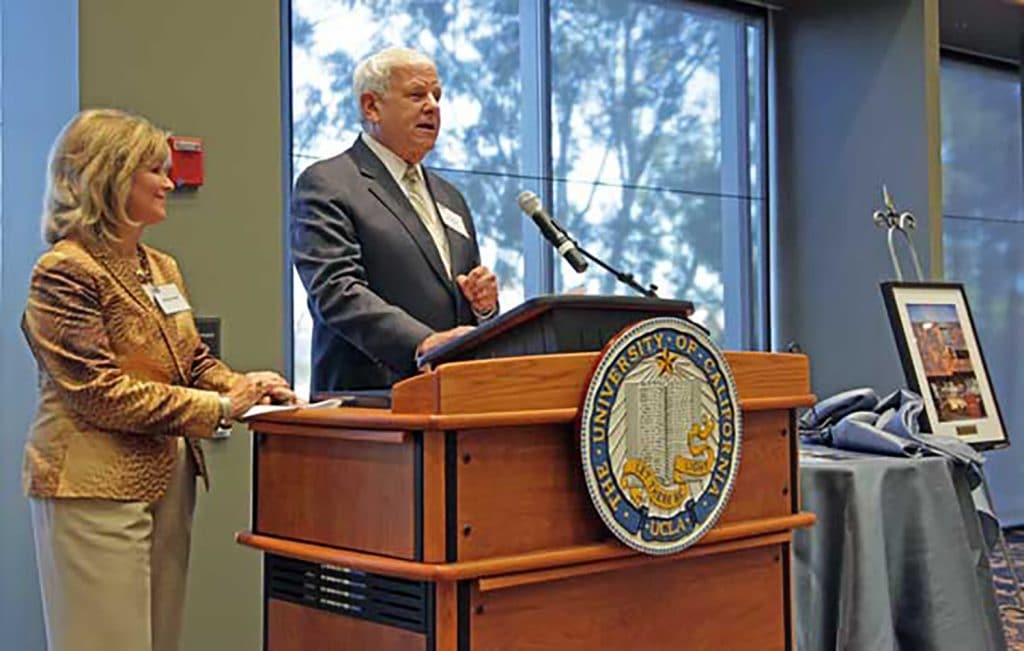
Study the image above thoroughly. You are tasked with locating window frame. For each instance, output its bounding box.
[282,0,773,391]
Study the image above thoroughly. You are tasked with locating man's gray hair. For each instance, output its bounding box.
[353,47,436,104]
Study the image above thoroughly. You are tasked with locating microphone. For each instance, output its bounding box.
[517,191,589,273]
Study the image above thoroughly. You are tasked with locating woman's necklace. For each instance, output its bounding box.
[135,246,154,286]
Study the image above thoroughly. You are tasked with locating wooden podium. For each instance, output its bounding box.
[237,342,815,649]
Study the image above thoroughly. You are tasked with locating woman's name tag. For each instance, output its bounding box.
[149,283,191,315]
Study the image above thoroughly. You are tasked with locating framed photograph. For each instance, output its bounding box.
[881,282,1008,450]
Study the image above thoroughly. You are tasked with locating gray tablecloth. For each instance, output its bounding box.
[795,447,1006,651]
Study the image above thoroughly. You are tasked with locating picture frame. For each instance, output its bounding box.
[881,281,1008,451]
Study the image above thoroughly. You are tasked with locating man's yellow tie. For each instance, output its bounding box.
[402,165,451,278]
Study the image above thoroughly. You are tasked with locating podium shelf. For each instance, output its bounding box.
[236,512,814,583]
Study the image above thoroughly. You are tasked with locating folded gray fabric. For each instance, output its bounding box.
[800,387,984,481]
[972,483,1002,552]
[802,386,987,493]
[830,411,922,456]
[800,387,994,550]
[799,387,879,434]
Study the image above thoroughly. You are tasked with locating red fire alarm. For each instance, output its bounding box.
[168,136,204,188]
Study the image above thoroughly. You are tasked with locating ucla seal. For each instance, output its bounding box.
[579,317,742,555]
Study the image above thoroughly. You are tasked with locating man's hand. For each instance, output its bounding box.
[456,265,498,316]
[417,326,475,362]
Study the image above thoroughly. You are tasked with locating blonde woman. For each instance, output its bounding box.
[22,109,294,651]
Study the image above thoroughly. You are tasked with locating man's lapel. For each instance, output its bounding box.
[352,138,455,293]
[422,171,472,275]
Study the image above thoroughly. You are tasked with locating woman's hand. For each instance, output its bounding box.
[265,385,300,406]
[224,376,266,419]
[245,370,299,406]
[245,371,289,390]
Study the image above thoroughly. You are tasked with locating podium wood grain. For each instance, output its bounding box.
[237,513,813,582]
[453,424,607,561]
[267,600,424,651]
[388,351,812,415]
[469,545,785,650]
[242,351,815,650]
[255,431,417,558]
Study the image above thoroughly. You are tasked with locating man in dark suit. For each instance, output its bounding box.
[291,47,498,392]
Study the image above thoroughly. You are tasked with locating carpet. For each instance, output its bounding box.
[993,528,1024,649]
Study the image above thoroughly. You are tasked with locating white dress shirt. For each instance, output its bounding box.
[361,133,450,269]
[360,132,496,320]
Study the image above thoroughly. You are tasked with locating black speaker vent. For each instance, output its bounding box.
[266,554,431,633]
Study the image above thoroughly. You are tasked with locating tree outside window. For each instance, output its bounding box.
[290,0,766,398]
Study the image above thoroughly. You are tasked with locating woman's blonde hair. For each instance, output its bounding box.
[41,109,170,245]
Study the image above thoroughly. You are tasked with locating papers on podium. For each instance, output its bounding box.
[240,397,344,420]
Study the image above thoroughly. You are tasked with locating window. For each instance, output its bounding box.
[940,54,1024,445]
[289,0,767,397]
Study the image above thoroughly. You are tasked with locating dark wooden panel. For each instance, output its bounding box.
[719,409,793,524]
[392,373,438,414]
[421,430,447,563]
[469,545,786,650]
[435,581,458,651]
[426,351,810,414]
[237,517,812,583]
[455,425,608,561]
[438,353,597,414]
[267,599,425,651]
[256,432,417,558]
[454,411,793,560]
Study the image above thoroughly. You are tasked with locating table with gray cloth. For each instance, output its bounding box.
[795,447,1005,651]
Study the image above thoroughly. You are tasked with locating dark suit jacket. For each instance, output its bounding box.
[291,136,482,391]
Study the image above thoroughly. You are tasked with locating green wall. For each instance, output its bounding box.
[79,1,285,648]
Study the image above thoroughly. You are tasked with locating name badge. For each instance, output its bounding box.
[149,283,191,315]
[438,204,470,240]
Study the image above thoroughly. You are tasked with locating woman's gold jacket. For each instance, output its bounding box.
[21,238,240,501]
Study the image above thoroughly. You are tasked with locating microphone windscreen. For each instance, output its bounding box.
[517,190,541,214]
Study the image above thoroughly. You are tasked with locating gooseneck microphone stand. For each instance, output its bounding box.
[563,232,659,298]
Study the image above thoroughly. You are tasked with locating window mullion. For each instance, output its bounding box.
[519,0,554,296]
[719,19,752,348]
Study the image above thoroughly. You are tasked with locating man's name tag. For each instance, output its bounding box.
[438,204,470,239]
[148,283,191,315]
